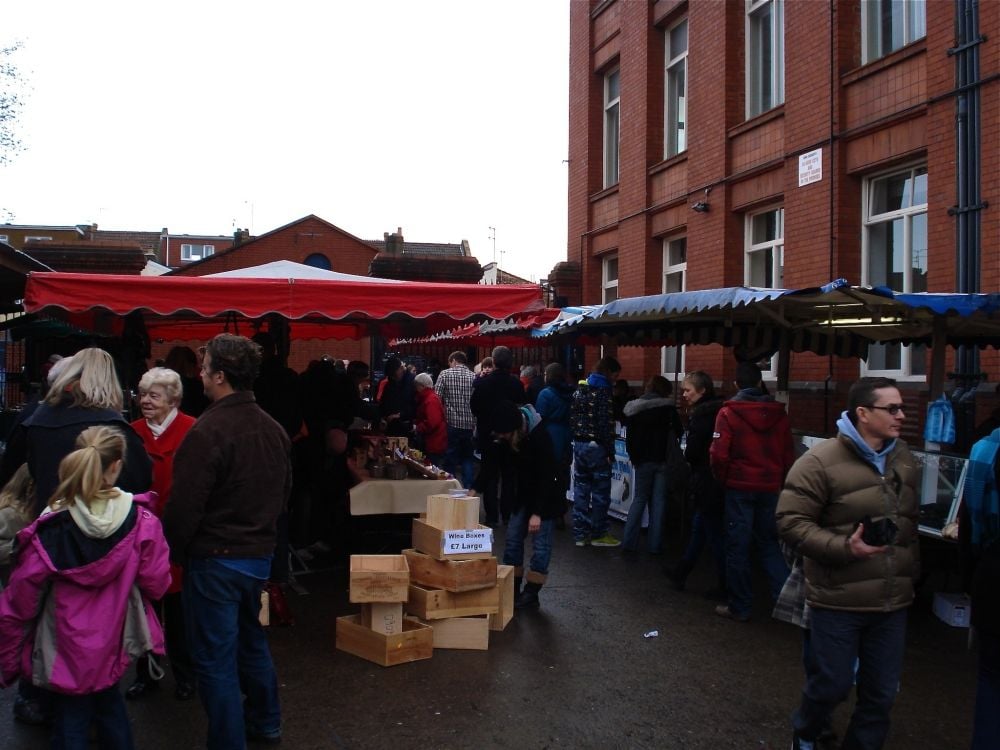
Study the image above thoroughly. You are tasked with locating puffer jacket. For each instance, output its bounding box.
[0,492,170,693]
[775,434,920,613]
[570,373,616,456]
[623,394,683,466]
[710,390,794,492]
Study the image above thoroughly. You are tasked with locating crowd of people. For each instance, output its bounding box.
[0,339,994,750]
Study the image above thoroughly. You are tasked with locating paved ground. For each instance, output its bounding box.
[0,519,978,749]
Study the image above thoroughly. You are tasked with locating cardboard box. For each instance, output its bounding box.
[406,582,500,620]
[359,602,404,635]
[422,615,490,650]
[349,555,410,603]
[489,565,515,632]
[411,518,493,561]
[402,548,498,592]
[933,592,971,628]
[426,494,480,530]
[335,614,433,667]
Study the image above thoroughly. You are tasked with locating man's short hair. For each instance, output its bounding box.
[648,375,672,397]
[735,361,762,390]
[847,377,898,425]
[596,356,621,377]
[206,334,262,391]
[492,346,513,370]
[448,351,467,366]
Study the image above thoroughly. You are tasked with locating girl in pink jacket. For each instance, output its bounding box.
[0,425,170,750]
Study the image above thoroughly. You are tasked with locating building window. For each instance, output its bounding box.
[602,255,619,303]
[304,253,332,270]
[746,0,784,118]
[180,243,215,261]
[862,0,926,63]
[745,208,784,289]
[662,237,687,376]
[603,68,620,188]
[0,235,8,243]
[863,165,928,377]
[664,19,688,159]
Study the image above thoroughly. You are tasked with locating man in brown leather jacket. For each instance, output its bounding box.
[776,377,919,750]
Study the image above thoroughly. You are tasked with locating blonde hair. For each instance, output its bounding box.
[45,348,123,411]
[49,426,127,510]
[138,367,183,406]
[0,463,35,523]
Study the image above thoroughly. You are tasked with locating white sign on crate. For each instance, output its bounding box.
[442,528,493,556]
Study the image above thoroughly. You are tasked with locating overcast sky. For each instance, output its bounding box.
[2,1,570,282]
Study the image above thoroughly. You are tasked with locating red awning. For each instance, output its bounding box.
[23,272,544,341]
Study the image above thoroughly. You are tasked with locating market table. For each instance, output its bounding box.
[349,478,463,516]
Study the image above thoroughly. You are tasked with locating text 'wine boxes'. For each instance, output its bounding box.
[335,614,433,667]
[349,555,410,603]
[402,547,498,593]
[489,564,515,632]
[411,518,493,561]
[420,615,490,651]
[406,582,500,620]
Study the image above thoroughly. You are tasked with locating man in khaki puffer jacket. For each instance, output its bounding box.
[776,377,919,750]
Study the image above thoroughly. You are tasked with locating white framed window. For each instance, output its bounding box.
[180,243,215,261]
[661,237,687,376]
[862,0,926,63]
[0,235,8,243]
[746,0,784,118]
[862,164,928,378]
[745,207,784,289]
[664,19,688,159]
[602,254,619,303]
[603,67,620,188]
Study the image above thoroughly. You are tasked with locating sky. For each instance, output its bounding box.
[1,1,570,283]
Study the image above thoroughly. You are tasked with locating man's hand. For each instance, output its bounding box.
[848,524,888,559]
[528,514,542,534]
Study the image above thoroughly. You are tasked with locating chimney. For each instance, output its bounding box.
[384,227,405,256]
[233,228,250,247]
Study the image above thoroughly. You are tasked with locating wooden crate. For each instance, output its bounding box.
[359,602,404,635]
[411,518,493,561]
[402,548,498,593]
[489,565,515,632]
[335,614,433,667]
[422,615,490,650]
[405,582,499,620]
[349,555,410,603]
[259,589,270,627]
[426,494,480,530]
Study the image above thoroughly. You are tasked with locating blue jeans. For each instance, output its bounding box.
[972,629,1000,750]
[680,510,726,587]
[503,505,554,582]
[51,683,133,750]
[624,461,667,553]
[724,490,789,618]
[445,426,476,490]
[572,441,612,541]
[793,607,907,749]
[183,558,280,750]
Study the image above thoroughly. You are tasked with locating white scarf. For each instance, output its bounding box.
[67,488,134,539]
[147,407,178,439]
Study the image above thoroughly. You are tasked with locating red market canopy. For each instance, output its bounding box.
[22,271,544,342]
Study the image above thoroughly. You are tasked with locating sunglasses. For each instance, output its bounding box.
[865,403,904,416]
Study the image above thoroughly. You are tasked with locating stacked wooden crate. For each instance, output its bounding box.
[404,494,514,650]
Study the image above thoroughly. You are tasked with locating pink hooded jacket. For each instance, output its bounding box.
[0,492,170,695]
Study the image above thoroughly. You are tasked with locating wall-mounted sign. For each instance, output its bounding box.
[798,148,823,187]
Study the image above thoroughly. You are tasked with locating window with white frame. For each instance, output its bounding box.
[180,243,215,261]
[863,165,928,377]
[746,0,784,118]
[661,237,687,376]
[664,19,688,159]
[603,68,620,188]
[862,0,926,63]
[745,208,784,289]
[0,235,8,244]
[602,255,619,303]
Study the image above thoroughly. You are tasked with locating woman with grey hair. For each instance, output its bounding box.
[414,372,447,465]
[128,366,197,701]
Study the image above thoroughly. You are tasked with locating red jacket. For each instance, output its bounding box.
[709,394,794,493]
[414,388,447,455]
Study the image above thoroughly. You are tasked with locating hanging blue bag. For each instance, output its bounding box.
[924,394,956,443]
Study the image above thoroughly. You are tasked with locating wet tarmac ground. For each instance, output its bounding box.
[0,520,978,749]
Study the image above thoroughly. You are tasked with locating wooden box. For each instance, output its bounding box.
[426,494,480,530]
[349,555,410,603]
[422,615,490,650]
[259,589,270,627]
[489,565,515,632]
[359,602,404,635]
[405,582,499,620]
[403,548,498,592]
[411,518,493,561]
[335,614,433,667]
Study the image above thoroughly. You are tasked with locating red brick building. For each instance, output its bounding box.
[552,0,999,436]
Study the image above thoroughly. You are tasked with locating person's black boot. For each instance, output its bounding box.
[664,559,693,590]
[514,582,541,610]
